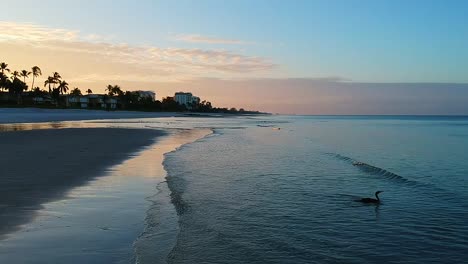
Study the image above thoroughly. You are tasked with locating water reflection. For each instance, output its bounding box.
[0,128,211,263]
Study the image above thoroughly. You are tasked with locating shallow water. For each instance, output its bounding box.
[1,115,467,263]
[162,116,468,263]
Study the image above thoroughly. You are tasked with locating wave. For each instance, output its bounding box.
[162,129,217,261]
[133,128,215,264]
[331,153,411,183]
[326,153,441,189]
[325,153,464,201]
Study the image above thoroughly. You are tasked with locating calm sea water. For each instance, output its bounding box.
[1,115,467,263]
[160,116,468,263]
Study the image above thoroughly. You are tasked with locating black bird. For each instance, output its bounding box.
[358,191,384,204]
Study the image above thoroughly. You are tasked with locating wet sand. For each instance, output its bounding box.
[0,128,211,263]
[0,108,183,123]
[0,128,163,238]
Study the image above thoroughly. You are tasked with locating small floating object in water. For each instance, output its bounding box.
[272,127,281,130]
[353,161,365,166]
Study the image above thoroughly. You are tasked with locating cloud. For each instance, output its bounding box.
[173,34,254,45]
[0,21,275,82]
[0,21,80,42]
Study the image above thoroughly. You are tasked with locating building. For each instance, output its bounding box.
[105,97,118,109]
[65,95,89,108]
[63,94,118,110]
[86,94,105,108]
[174,92,193,106]
[135,90,156,101]
[174,92,200,109]
[191,96,200,105]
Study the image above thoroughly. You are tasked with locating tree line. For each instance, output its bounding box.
[0,62,72,104]
[0,61,262,114]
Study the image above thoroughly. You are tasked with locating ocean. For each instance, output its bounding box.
[156,115,468,263]
[1,115,467,263]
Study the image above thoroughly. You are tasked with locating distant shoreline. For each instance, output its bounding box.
[0,107,269,124]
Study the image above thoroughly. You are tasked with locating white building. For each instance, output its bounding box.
[135,90,156,101]
[174,92,200,109]
[174,92,192,106]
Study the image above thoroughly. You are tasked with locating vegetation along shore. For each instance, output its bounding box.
[0,62,264,114]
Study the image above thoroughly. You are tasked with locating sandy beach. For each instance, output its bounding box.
[0,108,183,124]
[0,127,163,238]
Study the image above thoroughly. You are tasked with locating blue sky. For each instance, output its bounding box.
[3,0,468,82]
[1,0,468,113]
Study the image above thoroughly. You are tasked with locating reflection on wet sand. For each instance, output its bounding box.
[0,128,162,239]
[0,125,211,263]
[0,121,98,132]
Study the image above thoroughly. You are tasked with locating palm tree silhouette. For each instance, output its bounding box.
[106,84,114,96]
[113,85,123,97]
[20,70,31,89]
[70,87,82,96]
[31,66,42,90]
[44,76,55,93]
[106,84,123,97]
[0,62,10,74]
[43,72,62,93]
[53,72,61,82]
[11,71,20,80]
[57,80,69,94]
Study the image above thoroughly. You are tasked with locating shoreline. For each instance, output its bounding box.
[0,127,164,238]
[0,108,184,124]
[0,124,213,263]
[0,107,269,124]
[133,128,213,264]
[0,110,256,262]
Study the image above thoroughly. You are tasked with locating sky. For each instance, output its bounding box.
[1,0,468,114]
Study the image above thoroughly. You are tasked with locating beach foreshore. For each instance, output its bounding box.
[0,108,267,124]
[0,127,163,238]
[0,108,183,124]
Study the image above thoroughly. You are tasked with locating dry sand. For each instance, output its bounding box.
[0,128,163,238]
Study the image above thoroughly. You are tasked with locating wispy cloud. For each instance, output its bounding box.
[0,21,274,82]
[0,21,80,42]
[173,34,254,45]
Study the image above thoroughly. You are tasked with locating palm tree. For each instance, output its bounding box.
[9,77,27,104]
[43,72,61,93]
[20,70,31,89]
[107,84,123,97]
[57,80,69,94]
[0,72,7,92]
[106,84,114,96]
[31,66,42,91]
[53,72,61,82]
[87,88,93,94]
[0,62,10,74]
[70,87,82,96]
[44,76,55,93]
[113,85,123,97]
[11,71,20,80]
